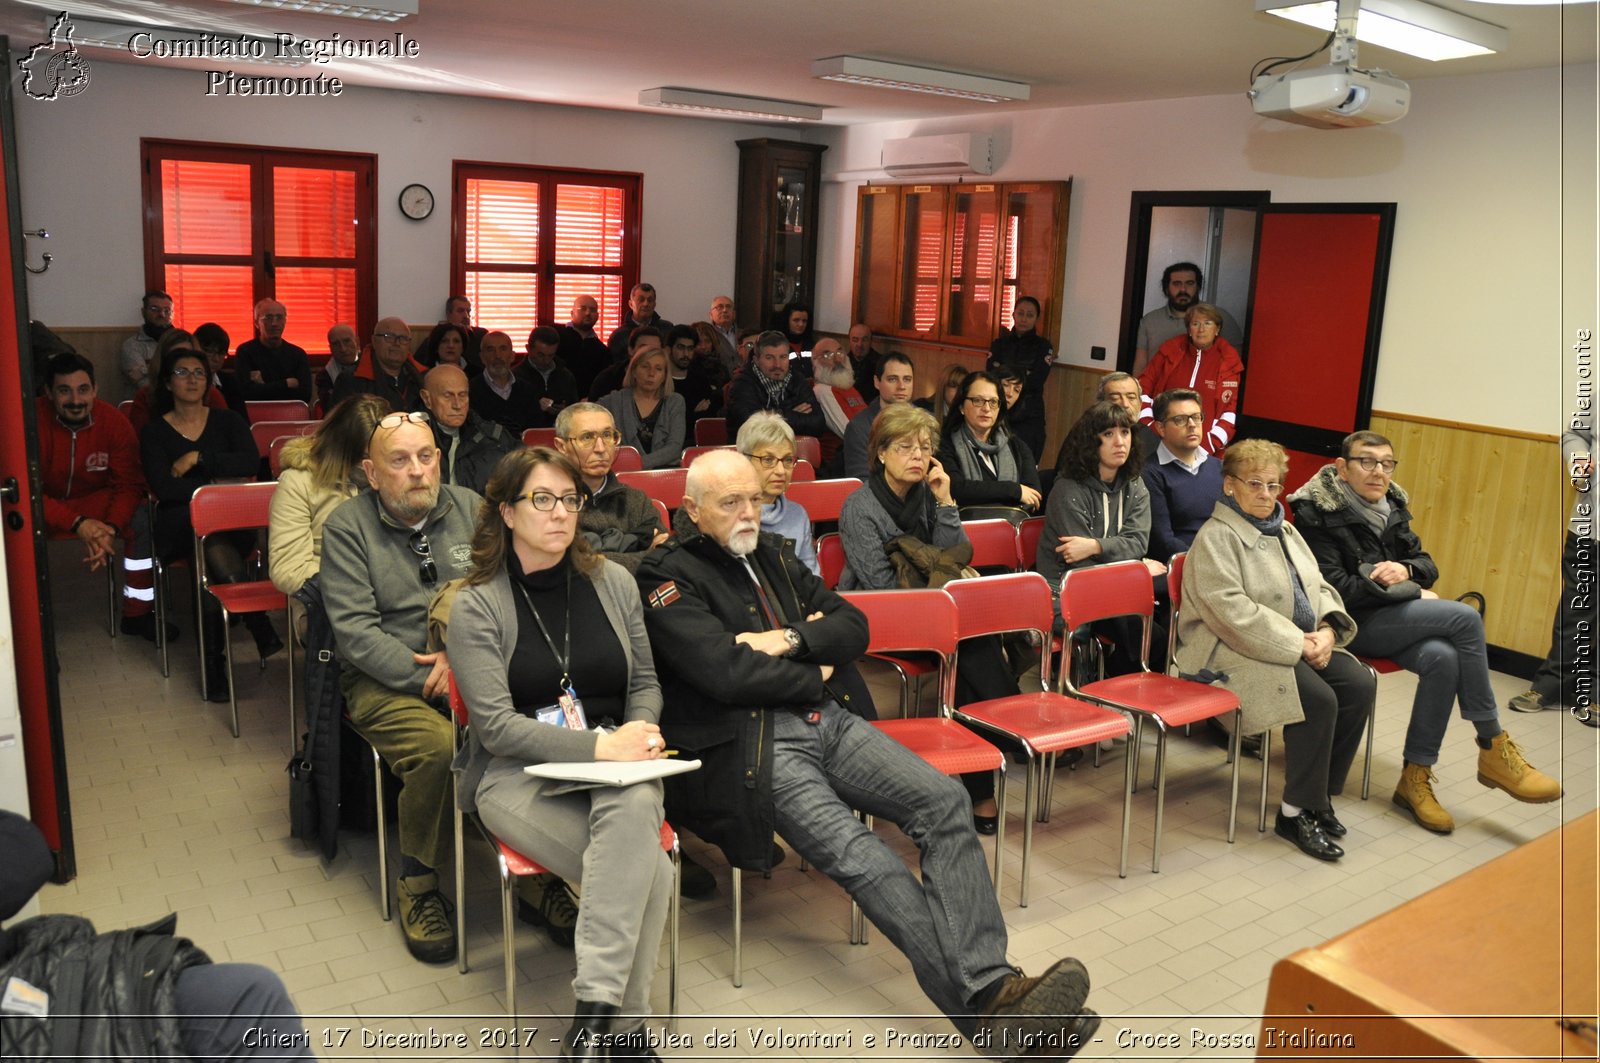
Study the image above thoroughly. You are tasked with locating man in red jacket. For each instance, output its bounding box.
[1136,302,1244,455]
[36,352,164,639]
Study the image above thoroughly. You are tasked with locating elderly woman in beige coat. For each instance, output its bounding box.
[1175,439,1374,862]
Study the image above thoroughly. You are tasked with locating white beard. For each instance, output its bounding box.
[815,363,855,391]
[725,524,761,557]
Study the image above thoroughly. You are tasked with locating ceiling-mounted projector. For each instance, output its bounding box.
[1249,63,1409,128]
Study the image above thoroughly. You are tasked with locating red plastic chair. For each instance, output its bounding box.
[817,534,845,590]
[1019,515,1046,571]
[794,435,822,469]
[948,573,1134,904]
[786,478,861,525]
[963,519,1022,571]
[680,444,734,467]
[267,435,304,479]
[613,445,644,472]
[244,399,310,423]
[521,427,558,447]
[117,399,135,418]
[447,674,679,1024]
[694,417,728,446]
[791,459,816,482]
[649,498,671,533]
[617,468,689,512]
[1060,559,1242,875]
[190,483,289,740]
[250,419,318,460]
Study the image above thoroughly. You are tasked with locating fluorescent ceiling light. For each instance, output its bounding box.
[1259,0,1509,60]
[65,16,308,67]
[812,56,1030,103]
[218,0,419,20]
[638,88,822,123]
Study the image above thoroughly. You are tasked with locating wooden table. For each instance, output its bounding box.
[1260,809,1598,1060]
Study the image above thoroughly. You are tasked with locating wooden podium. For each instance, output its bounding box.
[1260,809,1598,1059]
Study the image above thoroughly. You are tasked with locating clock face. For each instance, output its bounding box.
[399,183,434,220]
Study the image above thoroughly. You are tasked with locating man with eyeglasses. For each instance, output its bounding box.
[809,338,868,475]
[727,330,825,441]
[638,449,1101,1055]
[557,403,667,575]
[555,294,612,398]
[235,298,312,404]
[843,352,916,481]
[1142,388,1223,565]
[333,316,425,413]
[1290,431,1562,834]
[515,326,580,428]
[319,410,479,964]
[120,289,173,388]
[708,295,741,380]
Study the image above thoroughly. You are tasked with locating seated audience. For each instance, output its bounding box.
[421,364,515,494]
[727,330,825,440]
[139,345,278,698]
[1289,431,1562,833]
[587,326,660,402]
[317,323,364,415]
[846,322,880,404]
[638,449,1099,1055]
[937,370,1041,518]
[517,326,580,426]
[125,329,229,432]
[451,447,674,1060]
[985,294,1052,464]
[1137,302,1242,455]
[1175,439,1374,861]
[1142,387,1224,565]
[193,322,244,415]
[333,317,425,412]
[556,403,668,575]
[843,352,916,481]
[737,412,818,576]
[470,330,538,435]
[36,352,161,640]
[319,410,475,964]
[809,337,868,474]
[120,288,172,389]
[606,282,671,362]
[415,320,470,371]
[268,394,388,598]
[1094,371,1159,463]
[234,298,311,404]
[599,341,685,470]
[556,294,611,399]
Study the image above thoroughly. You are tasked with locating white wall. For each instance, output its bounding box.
[819,64,1599,435]
[10,58,825,333]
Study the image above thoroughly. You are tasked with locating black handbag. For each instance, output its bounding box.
[286,745,316,841]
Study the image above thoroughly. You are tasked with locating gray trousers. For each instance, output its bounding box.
[476,760,673,1022]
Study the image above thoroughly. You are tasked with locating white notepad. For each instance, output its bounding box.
[524,758,702,789]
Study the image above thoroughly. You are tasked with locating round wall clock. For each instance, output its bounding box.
[398,183,434,220]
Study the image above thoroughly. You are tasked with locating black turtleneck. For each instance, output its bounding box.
[506,553,626,724]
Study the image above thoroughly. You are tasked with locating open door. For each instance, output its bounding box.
[1234,203,1398,460]
[0,35,76,880]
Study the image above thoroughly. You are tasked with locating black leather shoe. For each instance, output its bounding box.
[973,814,999,835]
[561,1000,619,1061]
[120,613,179,643]
[1274,810,1344,861]
[678,852,715,898]
[1314,807,1348,837]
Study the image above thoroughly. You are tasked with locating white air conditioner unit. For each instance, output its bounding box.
[880,133,993,177]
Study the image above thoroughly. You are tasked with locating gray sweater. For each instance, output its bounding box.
[320,485,481,694]
[837,480,965,590]
[448,559,661,815]
[600,389,686,470]
[1036,474,1150,621]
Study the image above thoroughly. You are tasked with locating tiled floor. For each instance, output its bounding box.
[35,544,1598,1060]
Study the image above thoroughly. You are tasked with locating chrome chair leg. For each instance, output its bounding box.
[1258,729,1273,833]
[731,867,742,987]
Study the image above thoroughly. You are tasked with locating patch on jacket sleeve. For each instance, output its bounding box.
[646,581,681,609]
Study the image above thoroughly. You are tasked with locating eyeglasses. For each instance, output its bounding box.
[965,397,1001,410]
[1163,413,1204,427]
[170,367,207,379]
[369,410,429,447]
[559,429,621,448]
[373,331,411,345]
[1351,456,1399,474]
[1229,475,1283,496]
[408,531,437,586]
[517,491,586,513]
[748,453,797,470]
[888,440,933,456]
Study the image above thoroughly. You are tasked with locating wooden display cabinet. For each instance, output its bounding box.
[734,139,827,333]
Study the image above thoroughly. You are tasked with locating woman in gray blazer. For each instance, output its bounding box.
[599,345,685,469]
[1174,439,1373,862]
[450,446,672,1059]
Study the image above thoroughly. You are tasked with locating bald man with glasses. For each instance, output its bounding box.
[333,317,426,412]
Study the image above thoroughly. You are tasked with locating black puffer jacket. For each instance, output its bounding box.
[637,529,870,871]
[1287,463,1440,618]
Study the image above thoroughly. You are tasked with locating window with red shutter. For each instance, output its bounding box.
[453,163,640,345]
[142,141,376,356]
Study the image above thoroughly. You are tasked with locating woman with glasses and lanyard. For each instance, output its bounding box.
[1174,439,1374,861]
[450,447,673,1060]
[936,370,1042,520]
[140,343,278,699]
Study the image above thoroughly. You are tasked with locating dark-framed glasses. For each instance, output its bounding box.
[1352,456,1399,474]
[748,453,797,470]
[965,396,1001,410]
[517,491,586,513]
[408,530,438,585]
[1163,413,1204,427]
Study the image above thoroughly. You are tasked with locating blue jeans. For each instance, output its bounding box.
[768,705,1012,1033]
[1348,598,1500,765]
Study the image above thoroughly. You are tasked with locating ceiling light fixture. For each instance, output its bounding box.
[218,0,419,21]
[65,16,308,67]
[638,88,823,123]
[811,56,1030,103]
[1259,0,1509,60]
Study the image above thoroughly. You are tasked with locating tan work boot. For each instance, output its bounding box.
[397,872,457,964]
[1393,761,1455,833]
[1477,731,1563,803]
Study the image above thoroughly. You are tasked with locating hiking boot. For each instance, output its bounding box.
[397,872,457,964]
[974,958,1092,1057]
[1393,761,1454,833]
[1477,732,1562,803]
[1001,1008,1100,1061]
[516,872,579,948]
[1507,689,1552,713]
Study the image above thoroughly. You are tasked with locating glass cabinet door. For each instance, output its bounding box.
[1000,184,1063,331]
[770,165,809,316]
[898,185,948,337]
[853,186,899,332]
[945,184,1001,345]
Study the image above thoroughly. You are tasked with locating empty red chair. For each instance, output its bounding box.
[786,478,861,525]
[612,445,644,473]
[250,419,318,460]
[1019,515,1046,571]
[617,468,689,512]
[694,417,728,446]
[962,518,1022,571]
[680,444,734,466]
[1059,559,1242,874]
[817,534,845,590]
[794,435,822,469]
[245,399,310,424]
[791,459,816,482]
[521,427,558,447]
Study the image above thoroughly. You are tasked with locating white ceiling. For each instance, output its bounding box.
[2,0,1594,124]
